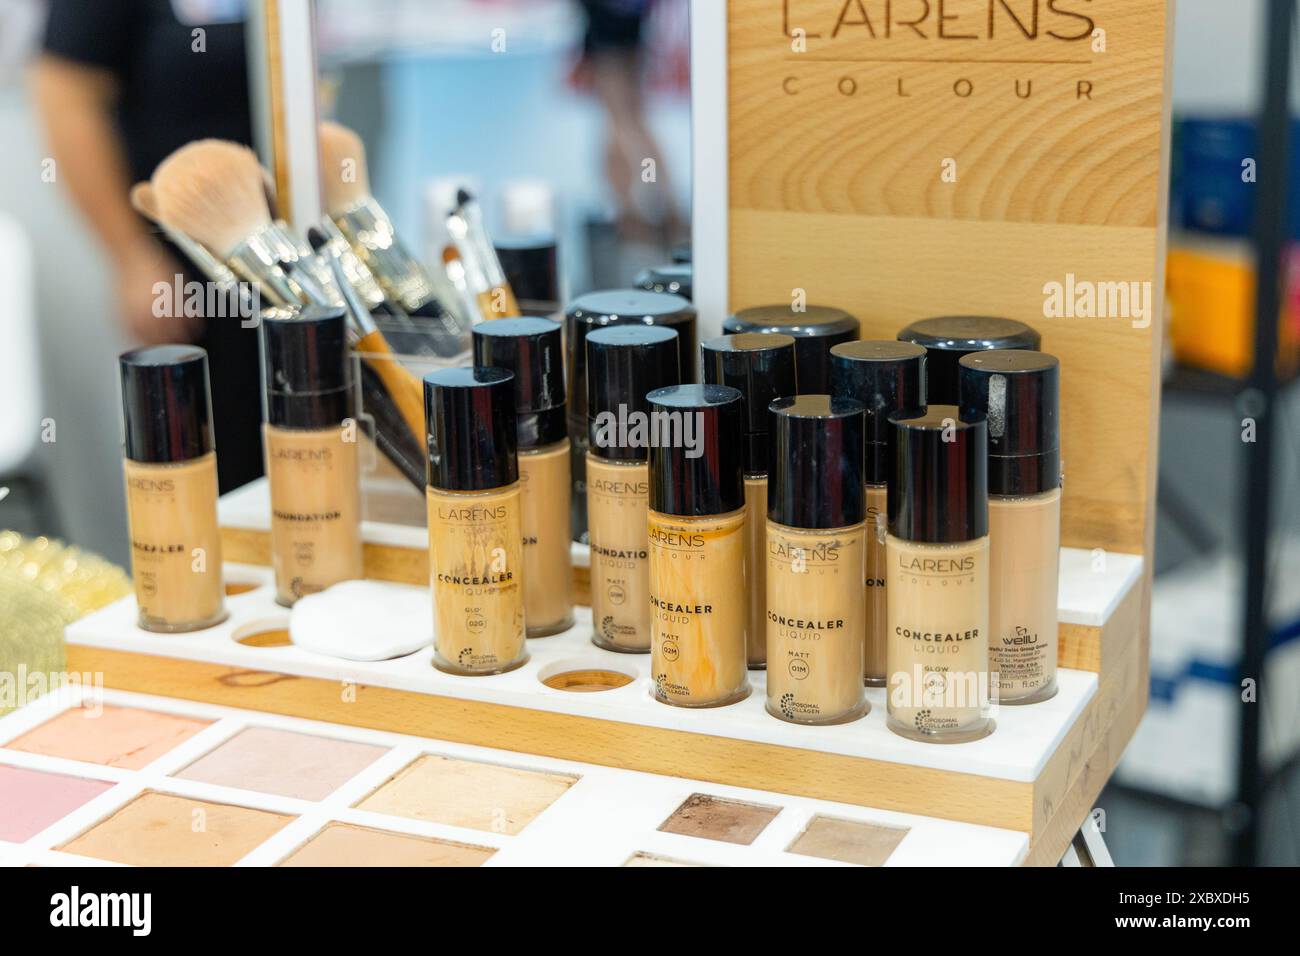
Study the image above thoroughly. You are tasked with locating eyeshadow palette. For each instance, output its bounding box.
[0,687,1027,867]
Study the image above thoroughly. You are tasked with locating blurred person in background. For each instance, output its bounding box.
[573,0,686,244]
[30,0,263,492]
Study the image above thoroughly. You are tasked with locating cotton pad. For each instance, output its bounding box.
[290,580,431,661]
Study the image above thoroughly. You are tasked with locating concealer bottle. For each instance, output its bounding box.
[261,306,363,607]
[119,346,226,632]
[565,289,698,543]
[723,304,859,394]
[896,315,1040,405]
[765,396,869,725]
[701,333,798,669]
[960,350,1061,705]
[886,406,993,743]
[585,324,680,652]
[648,384,749,707]
[424,367,528,675]
[830,340,926,686]
[473,318,574,637]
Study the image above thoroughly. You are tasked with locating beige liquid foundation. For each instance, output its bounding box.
[765,396,869,725]
[886,406,994,743]
[647,385,750,708]
[830,340,927,686]
[585,325,681,652]
[424,367,528,675]
[260,306,363,607]
[119,346,226,632]
[702,333,798,669]
[474,318,574,637]
[960,350,1062,704]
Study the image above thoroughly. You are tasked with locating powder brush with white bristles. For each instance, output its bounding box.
[151,140,272,261]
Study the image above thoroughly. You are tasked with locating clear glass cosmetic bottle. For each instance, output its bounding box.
[474,318,574,637]
[830,340,926,686]
[565,290,697,543]
[765,396,869,725]
[960,350,1062,704]
[424,367,528,676]
[261,306,363,607]
[701,333,798,669]
[648,384,750,708]
[119,346,226,632]
[886,406,993,743]
[896,315,1040,406]
[723,304,859,394]
[585,324,680,652]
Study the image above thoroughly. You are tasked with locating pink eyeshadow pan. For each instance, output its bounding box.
[0,765,114,842]
[4,704,210,770]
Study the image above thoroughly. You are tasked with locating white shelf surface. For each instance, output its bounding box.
[68,562,1105,785]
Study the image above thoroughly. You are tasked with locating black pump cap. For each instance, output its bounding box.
[119,345,215,464]
[767,395,866,530]
[473,318,567,449]
[888,405,988,544]
[701,333,797,475]
[648,385,744,517]
[634,263,693,301]
[260,305,352,429]
[567,290,697,401]
[495,236,560,307]
[423,367,518,491]
[959,350,1061,497]
[723,305,859,394]
[830,340,926,484]
[586,325,680,462]
[897,316,1040,406]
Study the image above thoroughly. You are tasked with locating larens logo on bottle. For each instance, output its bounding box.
[272,447,333,462]
[648,526,705,549]
[896,553,976,574]
[589,478,649,496]
[770,538,841,567]
[128,477,175,493]
[591,406,705,459]
[438,504,508,522]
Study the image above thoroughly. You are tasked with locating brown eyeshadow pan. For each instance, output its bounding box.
[657,793,780,845]
[278,822,495,867]
[786,815,909,866]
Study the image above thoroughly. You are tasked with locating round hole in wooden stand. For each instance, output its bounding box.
[232,619,292,648]
[225,581,262,597]
[542,669,635,693]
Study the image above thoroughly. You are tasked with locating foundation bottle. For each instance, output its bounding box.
[119,346,226,632]
[261,306,363,607]
[723,304,859,394]
[765,396,869,725]
[830,341,927,686]
[585,324,681,652]
[701,332,798,669]
[886,406,993,743]
[960,350,1062,705]
[424,367,528,675]
[473,318,574,637]
[647,384,749,707]
[565,290,698,543]
[896,315,1040,406]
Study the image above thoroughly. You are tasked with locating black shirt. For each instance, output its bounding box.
[43,0,253,183]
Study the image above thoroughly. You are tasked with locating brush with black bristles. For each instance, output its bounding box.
[446,187,520,321]
[319,121,470,352]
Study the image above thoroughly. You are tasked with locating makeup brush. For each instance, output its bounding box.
[318,121,469,352]
[130,182,240,290]
[447,188,521,321]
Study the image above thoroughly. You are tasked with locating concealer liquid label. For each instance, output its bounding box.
[519,441,575,636]
[586,455,651,651]
[886,535,991,739]
[427,485,527,674]
[264,424,363,606]
[648,509,748,707]
[864,484,888,683]
[765,521,867,724]
[124,453,225,632]
[989,489,1061,702]
[743,477,768,667]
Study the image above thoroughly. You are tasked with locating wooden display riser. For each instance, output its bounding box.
[68,479,1146,866]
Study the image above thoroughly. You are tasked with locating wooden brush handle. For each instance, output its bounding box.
[355,330,427,441]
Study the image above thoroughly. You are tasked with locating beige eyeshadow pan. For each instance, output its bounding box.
[173,726,387,801]
[278,823,495,867]
[786,814,909,866]
[57,791,294,866]
[658,793,780,845]
[4,704,210,770]
[355,754,577,835]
